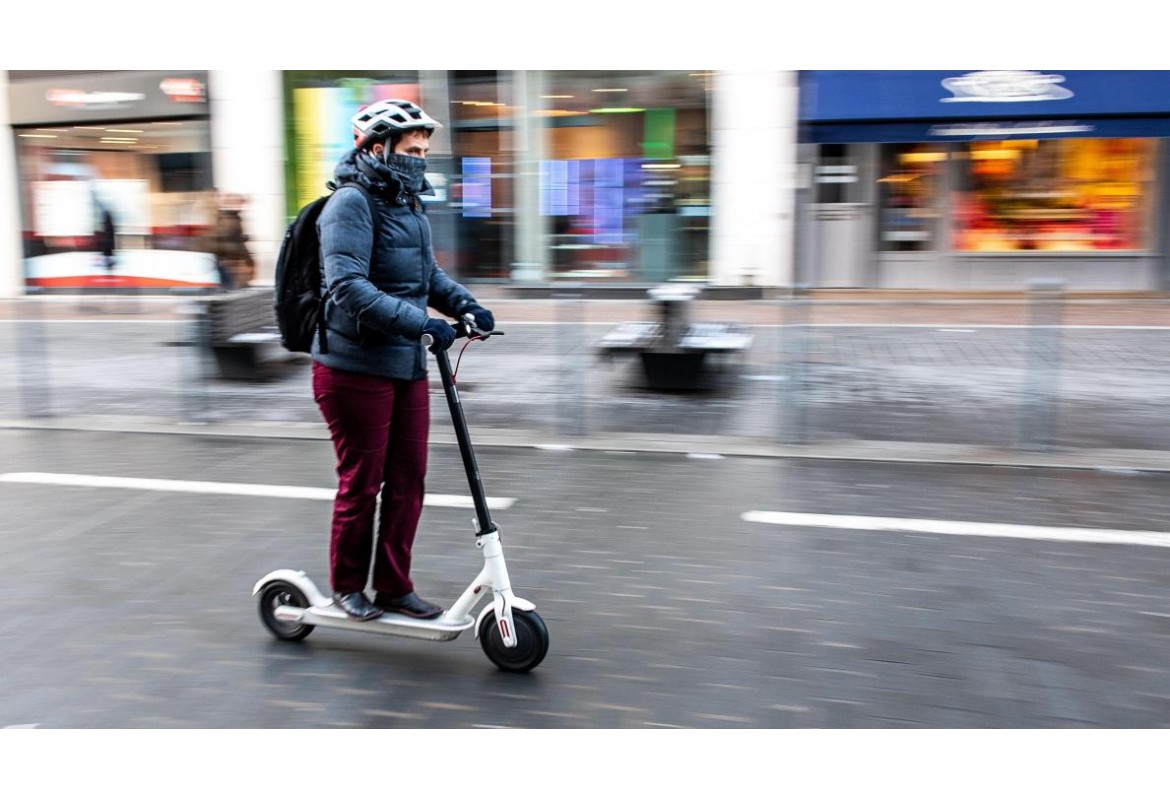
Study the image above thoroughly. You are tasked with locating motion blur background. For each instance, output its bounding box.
[4,70,1168,296]
[2,70,1167,456]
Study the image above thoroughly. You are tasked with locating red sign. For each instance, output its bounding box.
[160,78,205,103]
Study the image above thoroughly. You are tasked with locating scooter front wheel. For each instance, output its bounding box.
[478,608,549,673]
[258,580,314,642]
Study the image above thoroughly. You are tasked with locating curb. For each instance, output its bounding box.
[4,416,1169,473]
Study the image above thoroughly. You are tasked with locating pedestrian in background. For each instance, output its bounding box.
[211,193,254,291]
[97,203,117,280]
[312,99,496,622]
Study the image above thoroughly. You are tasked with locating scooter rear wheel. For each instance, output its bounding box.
[478,609,549,673]
[258,580,314,642]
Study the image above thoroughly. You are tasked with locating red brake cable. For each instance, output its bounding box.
[452,335,481,381]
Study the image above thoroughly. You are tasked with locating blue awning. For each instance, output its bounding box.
[801,71,1170,121]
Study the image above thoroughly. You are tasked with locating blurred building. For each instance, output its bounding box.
[0,71,284,295]
[0,69,796,297]
[798,70,1170,291]
[4,70,1168,298]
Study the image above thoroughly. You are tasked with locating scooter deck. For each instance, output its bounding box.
[276,603,476,642]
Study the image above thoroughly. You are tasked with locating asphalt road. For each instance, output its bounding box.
[3,428,1170,728]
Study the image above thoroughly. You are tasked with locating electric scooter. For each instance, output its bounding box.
[253,316,549,673]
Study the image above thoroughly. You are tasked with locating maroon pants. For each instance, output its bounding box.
[312,362,430,596]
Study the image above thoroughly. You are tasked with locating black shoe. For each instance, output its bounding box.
[374,591,443,619]
[332,592,384,621]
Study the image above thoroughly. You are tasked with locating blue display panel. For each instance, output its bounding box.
[461,157,492,219]
[539,157,648,245]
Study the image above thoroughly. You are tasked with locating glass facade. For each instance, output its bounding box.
[284,70,712,284]
[537,70,712,283]
[447,70,512,280]
[15,119,216,290]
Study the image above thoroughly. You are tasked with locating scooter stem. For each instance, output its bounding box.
[433,345,497,536]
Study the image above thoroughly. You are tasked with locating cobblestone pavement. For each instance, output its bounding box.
[2,301,1169,454]
[3,428,1170,728]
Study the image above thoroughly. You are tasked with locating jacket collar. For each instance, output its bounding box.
[334,148,435,204]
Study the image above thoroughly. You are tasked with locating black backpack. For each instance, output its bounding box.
[273,182,378,354]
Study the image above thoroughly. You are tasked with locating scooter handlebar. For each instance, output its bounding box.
[421,314,504,349]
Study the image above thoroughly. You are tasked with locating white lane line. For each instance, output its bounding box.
[742,511,1170,548]
[0,472,514,510]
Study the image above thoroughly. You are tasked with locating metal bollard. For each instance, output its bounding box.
[16,289,53,419]
[554,283,585,437]
[778,283,811,445]
[176,288,212,424]
[1018,278,1065,451]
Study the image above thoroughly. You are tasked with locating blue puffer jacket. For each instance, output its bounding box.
[311,148,478,380]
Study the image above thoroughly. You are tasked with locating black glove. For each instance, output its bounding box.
[422,318,456,354]
[463,303,495,333]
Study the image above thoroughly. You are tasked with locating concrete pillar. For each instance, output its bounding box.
[710,70,799,288]
[207,70,286,285]
[0,73,25,298]
[510,70,548,282]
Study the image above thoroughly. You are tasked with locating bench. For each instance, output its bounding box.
[597,285,753,390]
[200,288,294,380]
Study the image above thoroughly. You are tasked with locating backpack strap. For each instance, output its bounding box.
[318,182,381,355]
[348,182,381,245]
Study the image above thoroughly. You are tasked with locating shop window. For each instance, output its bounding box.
[953,137,1156,252]
[876,144,945,251]
[467,68,711,283]
[449,71,512,279]
[15,119,217,290]
[537,70,712,282]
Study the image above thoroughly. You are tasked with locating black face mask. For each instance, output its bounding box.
[384,152,427,194]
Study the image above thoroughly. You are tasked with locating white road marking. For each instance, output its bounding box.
[23,318,1170,332]
[742,511,1170,548]
[0,472,514,510]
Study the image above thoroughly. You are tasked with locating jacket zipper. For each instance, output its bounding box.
[411,198,428,377]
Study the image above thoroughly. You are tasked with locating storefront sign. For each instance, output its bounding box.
[940,71,1073,103]
[809,116,1170,144]
[8,71,209,125]
[160,78,206,103]
[928,121,1093,137]
[46,89,147,110]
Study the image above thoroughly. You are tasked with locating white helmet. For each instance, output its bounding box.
[351,99,443,149]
